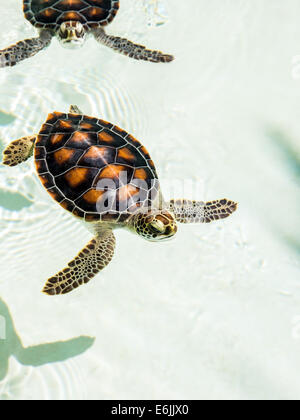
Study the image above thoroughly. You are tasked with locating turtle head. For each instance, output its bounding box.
[129,210,177,242]
[57,21,86,48]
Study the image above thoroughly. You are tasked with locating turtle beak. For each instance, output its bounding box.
[58,22,86,49]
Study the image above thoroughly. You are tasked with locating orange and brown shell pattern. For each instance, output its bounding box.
[34,111,160,223]
[23,0,119,30]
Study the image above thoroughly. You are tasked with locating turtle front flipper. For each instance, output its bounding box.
[169,199,238,224]
[43,230,116,296]
[0,30,52,68]
[2,135,36,167]
[92,28,174,63]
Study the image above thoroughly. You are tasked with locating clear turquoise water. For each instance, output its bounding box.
[0,0,300,400]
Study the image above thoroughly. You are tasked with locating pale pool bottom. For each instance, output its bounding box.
[0,0,299,400]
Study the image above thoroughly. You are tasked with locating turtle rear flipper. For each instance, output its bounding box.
[43,230,116,296]
[93,28,174,63]
[0,30,52,68]
[169,199,238,224]
[69,105,84,115]
[2,135,36,167]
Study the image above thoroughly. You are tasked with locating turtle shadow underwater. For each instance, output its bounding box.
[0,297,95,382]
[266,128,300,255]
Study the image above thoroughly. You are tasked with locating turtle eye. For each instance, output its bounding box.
[75,22,84,35]
[149,220,165,234]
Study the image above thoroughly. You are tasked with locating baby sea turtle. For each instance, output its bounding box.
[2,105,237,295]
[0,0,173,68]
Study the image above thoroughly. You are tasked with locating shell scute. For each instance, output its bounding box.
[139,145,151,160]
[35,8,61,24]
[38,123,53,136]
[49,133,72,151]
[112,125,129,138]
[34,146,46,159]
[97,119,113,130]
[78,119,101,132]
[84,213,101,222]
[116,144,146,167]
[132,166,158,190]
[55,166,99,201]
[45,112,65,125]
[56,0,86,12]
[126,134,143,149]
[26,0,58,14]
[85,7,107,21]
[66,131,98,149]
[35,158,48,175]
[46,148,84,176]
[23,0,120,29]
[78,145,116,168]
[72,207,85,219]
[117,185,140,202]
[94,164,133,189]
[35,111,159,221]
[60,198,76,213]
[47,186,64,203]
[57,11,84,24]
[97,129,127,148]
[54,118,77,133]
[39,172,55,190]
[75,189,106,213]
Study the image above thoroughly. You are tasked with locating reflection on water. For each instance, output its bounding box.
[143,0,169,27]
[0,110,16,127]
[267,129,300,255]
[0,0,300,401]
[268,129,300,183]
[0,190,32,211]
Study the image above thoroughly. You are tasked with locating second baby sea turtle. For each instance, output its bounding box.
[0,0,173,68]
[2,105,237,295]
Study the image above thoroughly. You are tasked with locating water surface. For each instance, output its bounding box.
[0,0,300,400]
